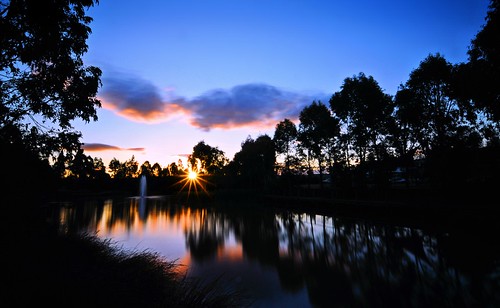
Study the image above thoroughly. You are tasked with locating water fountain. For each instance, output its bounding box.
[140,175,147,198]
[139,175,147,218]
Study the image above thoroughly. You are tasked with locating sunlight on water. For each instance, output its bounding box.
[54,197,500,307]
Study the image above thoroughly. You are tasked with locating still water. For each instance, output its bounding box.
[52,195,500,307]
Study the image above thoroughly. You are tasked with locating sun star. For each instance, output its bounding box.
[174,169,210,198]
[188,170,197,180]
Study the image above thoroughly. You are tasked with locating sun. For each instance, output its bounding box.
[188,170,197,180]
[174,168,211,198]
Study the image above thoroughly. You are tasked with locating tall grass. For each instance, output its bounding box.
[6,230,251,307]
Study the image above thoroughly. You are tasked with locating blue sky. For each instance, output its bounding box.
[77,0,490,168]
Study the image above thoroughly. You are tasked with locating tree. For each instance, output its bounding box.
[108,158,124,179]
[392,88,424,159]
[92,157,109,180]
[330,73,393,165]
[298,101,339,182]
[189,140,228,175]
[68,148,93,178]
[273,118,298,175]
[463,0,500,122]
[230,135,276,187]
[124,155,139,178]
[139,161,152,177]
[168,162,180,176]
[395,54,467,154]
[0,0,101,169]
[151,162,162,177]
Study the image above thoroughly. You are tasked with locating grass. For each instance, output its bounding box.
[4,210,251,307]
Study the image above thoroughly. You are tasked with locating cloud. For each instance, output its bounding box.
[99,74,323,131]
[99,75,185,123]
[185,84,313,131]
[82,143,145,152]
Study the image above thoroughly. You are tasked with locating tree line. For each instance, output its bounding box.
[1,0,499,195]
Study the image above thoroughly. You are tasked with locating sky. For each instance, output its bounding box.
[76,0,491,168]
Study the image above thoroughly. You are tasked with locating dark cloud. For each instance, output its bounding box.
[99,74,323,130]
[99,75,183,122]
[185,84,313,131]
[82,143,145,152]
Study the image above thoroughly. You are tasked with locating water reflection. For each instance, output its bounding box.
[54,197,500,307]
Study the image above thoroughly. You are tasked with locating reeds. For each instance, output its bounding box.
[6,231,251,307]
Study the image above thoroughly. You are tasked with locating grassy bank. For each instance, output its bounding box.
[4,196,250,307]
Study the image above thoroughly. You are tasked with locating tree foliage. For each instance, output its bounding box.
[396,54,476,153]
[189,140,228,175]
[273,118,298,174]
[229,135,276,187]
[466,0,500,121]
[330,73,393,163]
[298,100,339,179]
[0,0,101,163]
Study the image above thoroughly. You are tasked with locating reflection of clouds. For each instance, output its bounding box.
[99,74,321,131]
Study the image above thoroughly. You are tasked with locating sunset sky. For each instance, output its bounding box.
[76,0,490,168]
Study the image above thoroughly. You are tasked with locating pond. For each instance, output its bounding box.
[49,194,500,307]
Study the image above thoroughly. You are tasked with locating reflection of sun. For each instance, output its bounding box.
[175,168,210,197]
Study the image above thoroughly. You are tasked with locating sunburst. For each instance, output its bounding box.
[175,168,211,197]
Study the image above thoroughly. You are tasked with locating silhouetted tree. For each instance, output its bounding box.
[189,140,228,175]
[298,101,339,183]
[230,135,276,187]
[330,73,393,165]
[68,148,93,178]
[392,88,423,160]
[273,118,298,175]
[461,0,500,123]
[92,157,109,180]
[0,0,101,170]
[108,158,124,179]
[139,161,152,177]
[168,162,180,176]
[151,162,162,177]
[124,155,139,178]
[396,54,469,154]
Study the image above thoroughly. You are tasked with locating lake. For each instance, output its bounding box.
[48,194,500,307]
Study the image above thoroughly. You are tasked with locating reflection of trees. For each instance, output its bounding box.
[273,212,500,307]
[179,207,500,307]
[184,210,228,261]
[56,200,500,307]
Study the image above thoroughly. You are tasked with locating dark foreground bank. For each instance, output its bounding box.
[4,196,251,308]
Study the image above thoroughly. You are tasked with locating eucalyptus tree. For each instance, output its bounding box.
[124,155,139,178]
[462,0,500,123]
[451,0,500,147]
[273,118,298,174]
[108,158,124,179]
[298,101,339,182]
[230,135,276,187]
[151,162,162,177]
[395,54,473,155]
[392,88,424,160]
[167,162,180,176]
[329,73,393,165]
[0,0,102,168]
[139,160,152,177]
[189,140,228,175]
[67,148,94,178]
[92,157,109,180]
[107,156,138,179]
